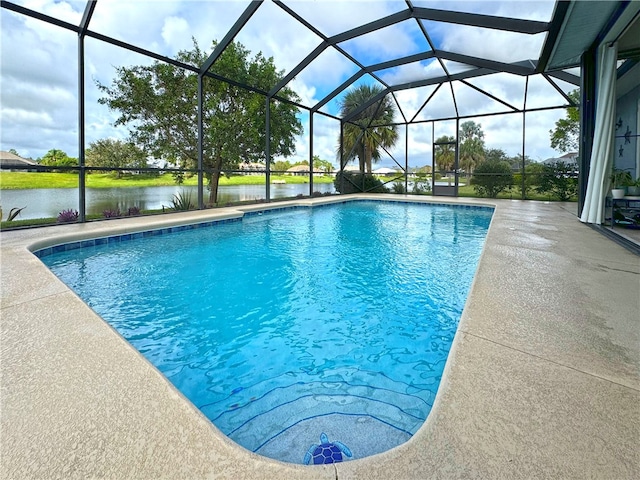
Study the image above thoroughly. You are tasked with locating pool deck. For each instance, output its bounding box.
[1,195,638,479]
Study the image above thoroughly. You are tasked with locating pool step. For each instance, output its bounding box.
[200,367,434,416]
[226,391,425,453]
[255,413,411,463]
[199,367,432,454]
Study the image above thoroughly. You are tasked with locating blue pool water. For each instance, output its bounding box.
[40,200,492,464]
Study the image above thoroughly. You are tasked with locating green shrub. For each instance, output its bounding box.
[512,162,545,198]
[334,171,388,194]
[537,161,578,201]
[471,160,513,198]
[392,182,406,194]
[411,175,432,195]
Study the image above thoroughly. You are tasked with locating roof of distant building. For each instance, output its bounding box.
[286,164,322,173]
[372,167,399,175]
[0,151,39,168]
[542,152,578,165]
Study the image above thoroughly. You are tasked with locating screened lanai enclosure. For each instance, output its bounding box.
[1,0,639,224]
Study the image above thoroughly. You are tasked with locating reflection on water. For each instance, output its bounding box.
[0,183,335,220]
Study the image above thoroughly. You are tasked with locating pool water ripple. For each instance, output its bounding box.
[40,201,492,463]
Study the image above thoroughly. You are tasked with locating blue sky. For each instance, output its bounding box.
[1,0,576,168]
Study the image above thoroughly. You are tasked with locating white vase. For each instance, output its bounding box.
[612,188,626,199]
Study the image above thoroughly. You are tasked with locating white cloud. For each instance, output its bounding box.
[338,21,424,65]
[290,79,318,108]
[162,16,192,52]
[1,0,571,165]
[406,123,434,166]
[1,9,78,157]
[412,0,556,22]
[284,113,341,166]
[2,108,55,127]
[393,85,438,121]
[297,47,359,95]
[378,59,446,87]
[466,72,528,109]
[443,27,547,64]
[87,1,181,55]
[524,109,567,161]
[284,1,407,37]
[452,81,516,117]
[16,0,83,23]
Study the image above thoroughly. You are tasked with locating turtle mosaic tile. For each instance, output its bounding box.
[255,414,410,463]
[304,433,352,465]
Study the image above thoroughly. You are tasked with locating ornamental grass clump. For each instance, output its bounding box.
[103,208,121,218]
[57,209,79,223]
[171,190,194,211]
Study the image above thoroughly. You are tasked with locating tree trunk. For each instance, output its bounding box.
[365,147,372,173]
[208,154,223,205]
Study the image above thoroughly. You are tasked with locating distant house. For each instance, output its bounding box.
[372,167,400,176]
[0,151,40,171]
[542,152,578,167]
[237,162,265,175]
[286,164,324,177]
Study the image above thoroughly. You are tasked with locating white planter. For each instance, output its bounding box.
[611,188,626,199]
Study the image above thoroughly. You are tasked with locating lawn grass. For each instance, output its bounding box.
[0,217,58,229]
[456,184,575,202]
[0,172,334,190]
[219,174,334,186]
[0,171,574,202]
[0,172,572,202]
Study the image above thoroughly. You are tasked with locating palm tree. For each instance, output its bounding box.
[338,84,398,173]
[459,121,485,178]
[434,135,456,174]
[459,139,485,178]
[39,149,68,166]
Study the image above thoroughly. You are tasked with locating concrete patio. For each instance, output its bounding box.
[1,195,638,479]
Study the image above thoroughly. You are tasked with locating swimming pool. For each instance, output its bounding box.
[38,200,492,464]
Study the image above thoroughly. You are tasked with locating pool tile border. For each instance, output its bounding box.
[245,199,492,215]
[33,199,493,259]
[33,217,243,259]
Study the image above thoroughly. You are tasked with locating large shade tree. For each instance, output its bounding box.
[549,89,579,153]
[97,40,302,204]
[338,84,398,173]
[85,139,147,176]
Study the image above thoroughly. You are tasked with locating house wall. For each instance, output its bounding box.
[615,84,640,180]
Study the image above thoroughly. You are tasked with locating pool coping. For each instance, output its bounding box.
[29,197,492,259]
[2,194,638,479]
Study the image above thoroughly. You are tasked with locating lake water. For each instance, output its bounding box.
[0,183,335,220]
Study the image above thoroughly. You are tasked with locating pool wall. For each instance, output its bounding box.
[1,194,638,479]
